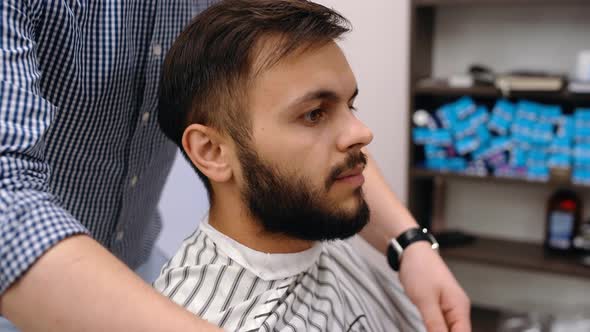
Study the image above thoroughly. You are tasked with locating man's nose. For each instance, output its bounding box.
[336,112,374,152]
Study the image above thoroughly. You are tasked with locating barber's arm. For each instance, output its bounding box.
[2,236,221,331]
[360,152,471,332]
[0,2,219,331]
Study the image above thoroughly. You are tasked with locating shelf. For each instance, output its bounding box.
[413,80,590,103]
[414,0,590,7]
[410,168,590,190]
[441,236,590,279]
[471,306,505,332]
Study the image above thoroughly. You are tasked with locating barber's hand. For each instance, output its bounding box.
[398,242,471,332]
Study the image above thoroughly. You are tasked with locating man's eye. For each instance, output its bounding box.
[303,109,326,124]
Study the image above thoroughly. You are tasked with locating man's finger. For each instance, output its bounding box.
[444,306,471,332]
[418,300,449,332]
[443,293,471,332]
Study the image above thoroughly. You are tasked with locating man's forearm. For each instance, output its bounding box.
[360,152,418,254]
[0,235,220,332]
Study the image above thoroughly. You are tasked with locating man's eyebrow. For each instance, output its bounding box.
[289,87,359,107]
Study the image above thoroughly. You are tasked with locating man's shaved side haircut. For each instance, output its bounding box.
[158,0,351,198]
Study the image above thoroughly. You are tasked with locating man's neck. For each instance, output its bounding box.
[208,195,314,254]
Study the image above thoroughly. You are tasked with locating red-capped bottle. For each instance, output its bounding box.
[545,189,582,253]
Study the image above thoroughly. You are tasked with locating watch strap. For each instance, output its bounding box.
[386,227,438,271]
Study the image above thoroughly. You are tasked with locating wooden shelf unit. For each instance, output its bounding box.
[415,80,590,104]
[441,236,590,279]
[407,0,590,280]
[411,168,590,191]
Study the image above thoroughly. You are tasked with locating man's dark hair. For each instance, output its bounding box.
[158,0,350,199]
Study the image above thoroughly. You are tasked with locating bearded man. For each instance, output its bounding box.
[154,0,464,331]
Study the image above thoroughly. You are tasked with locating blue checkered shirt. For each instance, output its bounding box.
[0,0,214,294]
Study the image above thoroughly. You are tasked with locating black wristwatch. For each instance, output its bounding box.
[386,227,439,271]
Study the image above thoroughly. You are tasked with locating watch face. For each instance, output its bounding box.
[386,228,438,272]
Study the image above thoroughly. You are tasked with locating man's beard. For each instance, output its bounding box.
[237,145,370,242]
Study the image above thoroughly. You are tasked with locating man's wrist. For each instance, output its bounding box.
[386,227,439,271]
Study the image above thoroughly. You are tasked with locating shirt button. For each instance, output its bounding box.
[152,43,162,56]
[130,175,138,187]
[141,111,150,123]
[115,230,124,241]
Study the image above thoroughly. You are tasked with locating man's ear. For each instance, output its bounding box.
[182,124,233,183]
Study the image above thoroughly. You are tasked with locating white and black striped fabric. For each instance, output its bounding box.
[0,0,215,294]
[155,221,426,332]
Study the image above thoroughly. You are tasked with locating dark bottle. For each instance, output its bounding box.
[545,189,582,253]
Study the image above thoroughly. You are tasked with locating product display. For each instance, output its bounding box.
[412,96,590,184]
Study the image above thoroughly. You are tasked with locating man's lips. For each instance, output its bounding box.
[335,164,365,180]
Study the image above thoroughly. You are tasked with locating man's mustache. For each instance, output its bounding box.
[325,151,368,190]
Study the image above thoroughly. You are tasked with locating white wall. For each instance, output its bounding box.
[157,0,411,257]
[157,154,209,257]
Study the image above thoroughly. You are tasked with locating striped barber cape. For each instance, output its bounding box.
[154,220,426,332]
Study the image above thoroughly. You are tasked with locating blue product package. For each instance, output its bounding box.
[472,143,492,161]
[531,122,554,146]
[436,103,457,129]
[516,100,541,122]
[494,165,511,178]
[413,128,453,146]
[526,165,549,182]
[512,117,535,136]
[476,125,491,145]
[511,118,536,148]
[512,133,532,150]
[454,96,477,120]
[425,144,447,159]
[492,99,516,122]
[548,137,571,154]
[574,157,590,169]
[470,106,489,128]
[448,158,467,172]
[487,151,508,170]
[557,116,575,139]
[575,126,590,144]
[526,148,547,167]
[538,105,562,124]
[464,160,488,176]
[548,153,571,169]
[495,165,527,179]
[510,148,527,167]
[453,118,478,141]
[412,127,430,145]
[573,144,590,158]
[573,144,590,169]
[572,169,590,185]
[431,129,453,146]
[490,137,513,154]
[574,108,590,127]
[455,135,481,155]
[426,157,449,171]
[488,114,510,136]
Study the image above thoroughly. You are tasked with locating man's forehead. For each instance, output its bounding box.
[250,33,343,75]
[250,40,354,97]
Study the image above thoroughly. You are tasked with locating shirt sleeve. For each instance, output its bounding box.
[0,0,89,294]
